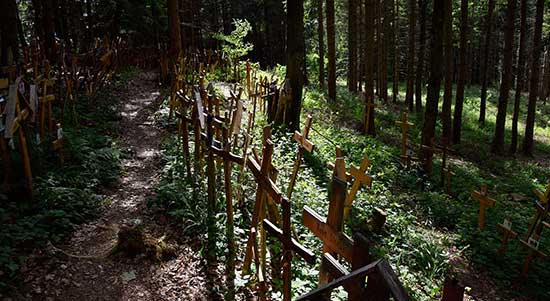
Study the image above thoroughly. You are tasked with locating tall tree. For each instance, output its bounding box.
[364,0,376,135]
[414,0,427,113]
[421,0,444,173]
[478,0,496,125]
[405,0,416,111]
[285,0,306,131]
[392,0,399,103]
[318,0,325,88]
[491,0,516,154]
[441,0,453,140]
[348,0,358,92]
[522,0,545,156]
[510,0,527,154]
[168,0,182,58]
[452,0,469,145]
[379,0,389,102]
[0,0,19,66]
[327,0,336,101]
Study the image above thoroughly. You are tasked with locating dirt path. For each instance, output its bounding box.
[11,72,209,301]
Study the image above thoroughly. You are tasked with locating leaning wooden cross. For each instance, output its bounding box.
[497,217,517,254]
[244,126,315,301]
[287,115,315,199]
[471,184,496,230]
[395,112,414,166]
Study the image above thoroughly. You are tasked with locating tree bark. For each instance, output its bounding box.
[379,0,389,102]
[348,0,358,92]
[478,0,495,126]
[491,0,516,155]
[318,0,325,88]
[364,0,376,136]
[441,0,453,140]
[168,0,182,58]
[510,0,527,154]
[421,0,444,174]
[452,0,469,145]
[414,0,427,113]
[392,0,399,103]
[285,0,306,131]
[522,0,545,156]
[405,0,416,111]
[0,0,19,66]
[327,0,336,101]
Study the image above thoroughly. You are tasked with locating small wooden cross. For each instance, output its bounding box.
[287,115,315,199]
[364,97,377,135]
[395,112,414,165]
[520,234,547,277]
[497,218,517,254]
[524,185,550,240]
[471,184,496,230]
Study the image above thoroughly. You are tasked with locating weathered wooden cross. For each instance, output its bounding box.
[497,218,517,254]
[524,185,550,240]
[520,233,547,277]
[395,112,414,165]
[471,184,496,230]
[287,115,315,199]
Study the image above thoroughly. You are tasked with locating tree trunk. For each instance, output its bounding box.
[510,0,527,154]
[327,0,336,101]
[392,0,399,103]
[478,0,495,126]
[284,0,305,131]
[266,0,286,66]
[0,0,19,66]
[379,0,389,102]
[452,0,469,145]
[414,0,427,113]
[541,48,550,104]
[168,0,182,58]
[441,0,453,140]
[348,0,358,92]
[318,0,325,88]
[421,0,444,174]
[491,0,516,155]
[364,0,376,136]
[405,0,416,111]
[522,0,545,156]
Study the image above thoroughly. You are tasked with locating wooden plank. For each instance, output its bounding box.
[302,206,354,262]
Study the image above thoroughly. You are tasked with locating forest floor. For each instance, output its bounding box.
[7,72,211,301]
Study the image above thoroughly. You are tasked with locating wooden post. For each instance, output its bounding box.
[287,115,315,199]
[471,184,496,230]
[205,115,217,262]
[395,112,414,164]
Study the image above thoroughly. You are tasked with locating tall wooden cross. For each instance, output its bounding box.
[395,112,414,165]
[287,115,315,199]
[471,184,496,230]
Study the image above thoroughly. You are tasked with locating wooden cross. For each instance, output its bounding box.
[364,97,377,135]
[524,185,550,240]
[244,126,314,301]
[497,218,517,254]
[520,233,547,277]
[395,112,414,165]
[443,165,455,195]
[287,115,315,199]
[471,184,496,230]
[421,138,442,176]
[344,155,373,220]
[52,123,65,167]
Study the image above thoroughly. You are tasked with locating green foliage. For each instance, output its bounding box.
[213,19,254,63]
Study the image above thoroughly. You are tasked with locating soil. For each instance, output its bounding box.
[7,72,214,301]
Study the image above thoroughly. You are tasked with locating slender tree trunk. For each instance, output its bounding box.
[392,0,399,103]
[348,0,358,92]
[452,0,469,145]
[441,0,453,140]
[405,0,416,111]
[285,0,305,131]
[478,0,495,126]
[414,0,427,113]
[522,0,545,156]
[327,0,336,101]
[318,0,325,88]
[379,0,389,102]
[168,0,182,58]
[491,0,516,154]
[510,0,527,154]
[421,0,444,174]
[542,48,550,104]
[364,0,376,135]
